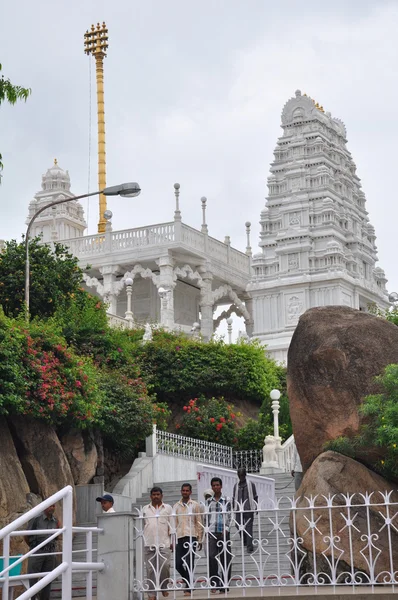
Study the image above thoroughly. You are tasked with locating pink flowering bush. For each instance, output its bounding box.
[177,396,240,445]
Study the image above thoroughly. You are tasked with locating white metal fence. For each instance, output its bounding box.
[131,491,398,595]
[155,429,295,474]
[0,486,103,600]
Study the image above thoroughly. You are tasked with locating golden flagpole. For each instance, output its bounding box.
[84,22,109,233]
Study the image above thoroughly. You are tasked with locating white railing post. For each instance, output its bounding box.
[61,486,73,600]
[146,423,157,457]
[86,530,93,600]
[2,534,10,600]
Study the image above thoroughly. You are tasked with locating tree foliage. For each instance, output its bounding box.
[0,63,31,176]
[128,329,284,406]
[327,364,398,482]
[0,238,84,319]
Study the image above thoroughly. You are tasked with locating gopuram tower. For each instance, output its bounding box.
[248,90,389,363]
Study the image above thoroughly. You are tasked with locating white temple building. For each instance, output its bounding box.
[248,90,388,361]
[24,91,389,362]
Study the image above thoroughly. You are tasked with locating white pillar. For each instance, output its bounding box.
[201,196,208,234]
[174,183,181,222]
[157,255,175,329]
[96,513,134,600]
[199,268,214,341]
[226,317,233,344]
[245,221,252,257]
[99,265,120,315]
[124,278,134,328]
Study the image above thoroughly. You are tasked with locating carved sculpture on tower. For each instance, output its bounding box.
[248,90,389,363]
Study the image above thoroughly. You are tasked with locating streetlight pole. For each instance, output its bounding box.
[24,182,140,321]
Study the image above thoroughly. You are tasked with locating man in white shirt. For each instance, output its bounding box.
[96,494,115,513]
[143,486,173,600]
[173,483,203,595]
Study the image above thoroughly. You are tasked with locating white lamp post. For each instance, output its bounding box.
[125,277,134,328]
[270,389,281,441]
[24,182,141,321]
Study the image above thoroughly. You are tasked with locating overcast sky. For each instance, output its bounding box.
[1,0,397,305]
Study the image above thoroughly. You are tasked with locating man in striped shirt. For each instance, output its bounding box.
[206,477,232,594]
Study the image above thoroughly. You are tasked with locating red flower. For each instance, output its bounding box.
[210,417,215,423]
[183,406,188,411]
[220,417,226,423]
[216,423,223,431]
[75,380,82,387]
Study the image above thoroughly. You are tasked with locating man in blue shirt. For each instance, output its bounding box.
[206,477,232,593]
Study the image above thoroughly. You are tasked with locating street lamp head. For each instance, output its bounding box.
[103,210,113,221]
[388,292,398,304]
[226,317,233,325]
[270,389,281,401]
[125,277,133,286]
[103,182,141,198]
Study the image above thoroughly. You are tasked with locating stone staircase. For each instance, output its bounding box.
[50,473,295,597]
[50,523,99,598]
[133,473,296,588]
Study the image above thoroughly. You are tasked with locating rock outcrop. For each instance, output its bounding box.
[294,451,398,581]
[60,430,97,485]
[287,306,398,470]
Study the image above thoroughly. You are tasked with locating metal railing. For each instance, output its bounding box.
[156,430,233,467]
[0,485,103,600]
[155,429,295,474]
[131,491,398,595]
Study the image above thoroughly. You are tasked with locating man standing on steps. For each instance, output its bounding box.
[206,477,232,594]
[173,483,203,595]
[25,502,61,600]
[291,445,303,491]
[232,467,258,553]
[143,487,173,600]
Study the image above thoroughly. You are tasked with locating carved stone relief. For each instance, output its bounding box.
[286,295,304,325]
[288,253,299,272]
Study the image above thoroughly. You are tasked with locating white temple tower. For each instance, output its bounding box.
[26,160,86,242]
[248,90,389,363]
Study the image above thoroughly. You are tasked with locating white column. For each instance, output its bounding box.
[226,317,233,344]
[124,278,134,328]
[157,255,175,329]
[96,513,134,600]
[99,265,120,315]
[244,296,254,337]
[199,268,214,341]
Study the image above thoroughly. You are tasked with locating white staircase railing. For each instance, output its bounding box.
[154,427,296,474]
[0,485,103,600]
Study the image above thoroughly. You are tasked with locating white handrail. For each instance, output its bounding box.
[0,485,103,600]
[0,486,73,540]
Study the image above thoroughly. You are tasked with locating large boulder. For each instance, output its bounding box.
[60,430,98,485]
[287,306,398,470]
[8,417,75,511]
[0,419,30,526]
[294,451,398,582]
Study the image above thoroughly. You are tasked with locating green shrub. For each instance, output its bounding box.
[326,364,398,482]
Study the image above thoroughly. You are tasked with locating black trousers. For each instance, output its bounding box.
[208,532,232,591]
[175,536,197,590]
[236,512,254,549]
[28,553,57,600]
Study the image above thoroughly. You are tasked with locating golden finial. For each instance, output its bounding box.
[319,105,325,112]
[54,158,58,166]
[303,93,307,97]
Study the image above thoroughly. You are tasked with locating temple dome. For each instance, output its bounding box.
[41,159,71,192]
